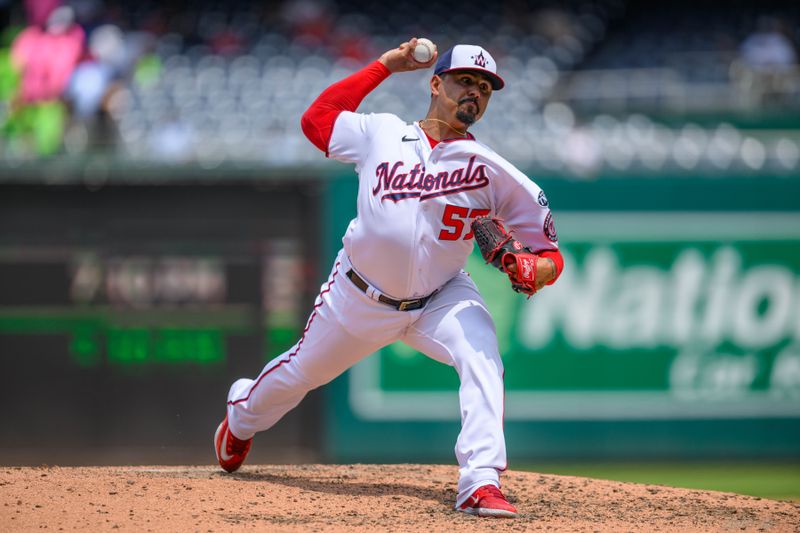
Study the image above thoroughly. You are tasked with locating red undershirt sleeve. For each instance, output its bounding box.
[538,249,564,285]
[300,60,392,153]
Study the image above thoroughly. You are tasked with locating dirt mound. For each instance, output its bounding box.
[1,464,798,532]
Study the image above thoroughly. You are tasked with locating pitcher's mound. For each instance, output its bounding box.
[1,464,797,532]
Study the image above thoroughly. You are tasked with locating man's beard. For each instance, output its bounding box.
[456,98,479,125]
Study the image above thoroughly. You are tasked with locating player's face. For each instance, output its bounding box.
[434,71,493,127]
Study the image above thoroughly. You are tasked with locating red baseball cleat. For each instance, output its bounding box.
[214,417,252,473]
[458,484,519,518]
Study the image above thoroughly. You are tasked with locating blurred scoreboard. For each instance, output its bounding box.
[0,183,320,462]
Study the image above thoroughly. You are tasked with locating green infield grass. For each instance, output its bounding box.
[521,462,800,502]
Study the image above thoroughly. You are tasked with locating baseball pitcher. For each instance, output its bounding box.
[215,38,564,518]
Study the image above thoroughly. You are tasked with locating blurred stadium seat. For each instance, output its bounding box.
[0,0,798,176]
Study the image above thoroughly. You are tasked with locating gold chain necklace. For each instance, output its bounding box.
[420,118,467,137]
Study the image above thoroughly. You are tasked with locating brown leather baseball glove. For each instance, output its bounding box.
[471,216,540,296]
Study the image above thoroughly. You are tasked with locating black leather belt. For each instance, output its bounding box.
[346,269,435,311]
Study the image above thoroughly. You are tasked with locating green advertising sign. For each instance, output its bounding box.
[345,212,800,421]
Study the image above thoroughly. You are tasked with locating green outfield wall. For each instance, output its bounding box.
[323,175,800,461]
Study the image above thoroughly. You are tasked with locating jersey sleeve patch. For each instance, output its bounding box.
[537,190,549,207]
[544,211,558,242]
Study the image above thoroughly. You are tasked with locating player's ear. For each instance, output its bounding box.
[430,75,443,97]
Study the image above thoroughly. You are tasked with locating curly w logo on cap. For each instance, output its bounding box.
[434,44,505,90]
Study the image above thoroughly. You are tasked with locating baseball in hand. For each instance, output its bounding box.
[412,38,436,63]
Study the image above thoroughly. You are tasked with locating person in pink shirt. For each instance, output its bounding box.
[7,5,84,155]
[11,5,84,103]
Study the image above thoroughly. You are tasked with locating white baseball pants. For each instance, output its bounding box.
[226,249,507,507]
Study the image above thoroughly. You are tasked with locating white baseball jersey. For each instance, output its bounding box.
[329,112,558,299]
[225,106,560,511]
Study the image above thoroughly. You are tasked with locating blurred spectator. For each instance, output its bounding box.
[331,22,374,62]
[530,7,577,44]
[210,24,245,56]
[63,24,125,152]
[67,24,123,119]
[733,16,799,107]
[0,23,20,104]
[12,5,83,103]
[132,52,161,89]
[24,0,60,28]
[740,16,797,71]
[5,5,83,156]
[281,0,335,48]
[65,22,156,152]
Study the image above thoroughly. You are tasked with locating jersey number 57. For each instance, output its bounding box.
[438,204,491,241]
